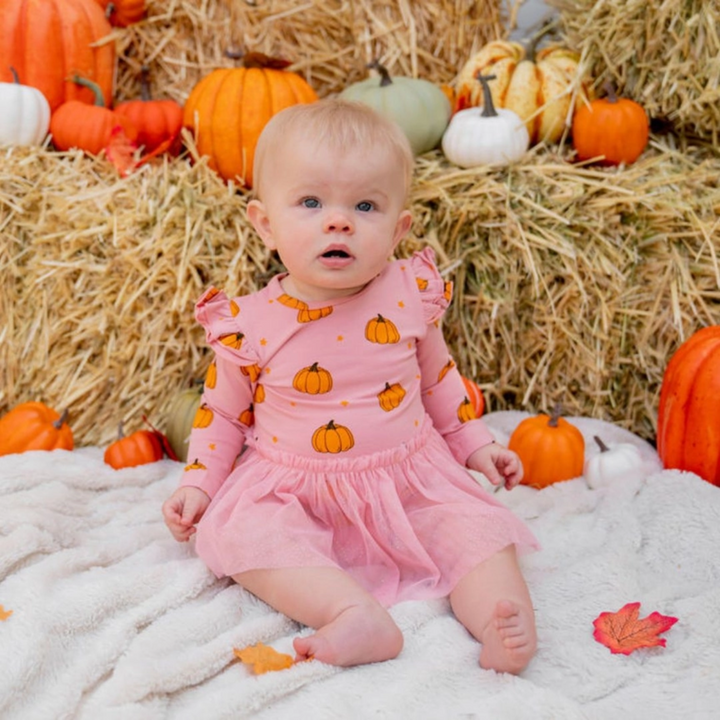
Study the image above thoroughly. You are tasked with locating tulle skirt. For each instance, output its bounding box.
[194,420,539,607]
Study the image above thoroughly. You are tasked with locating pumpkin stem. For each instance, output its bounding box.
[116,421,126,439]
[476,74,498,118]
[548,402,562,428]
[105,2,115,20]
[140,65,152,102]
[53,408,69,430]
[327,419,336,429]
[367,59,393,87]
[594,435,610,452]
[9,66,20,84]
[525,17,556,62]
[225,49,292,70]
[603,81,618,103]
[310,362,320,371]
[69,75,106,107]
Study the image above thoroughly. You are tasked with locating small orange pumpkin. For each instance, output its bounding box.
[293,362,333,394]
[240,364,262,382]
[378,382,406,411]
[94,0,145,27]
[104,422,164,469]
[204,362,217,390]
[457,397,477,423]
[183,51,318,187]
[572,83,649,166]
[312,420,355,454]
[297,306,333,323]
[239,404,254,427]
[192,403,214,429]
[219,332,244,350]
[657,325,720,486]
[461,376,485,417]
[0,401,74,456]
[254,384,266,404]
[49,75,138,155]
[508,406,585,489]
[114,66,183,153]
[365,314,401,344]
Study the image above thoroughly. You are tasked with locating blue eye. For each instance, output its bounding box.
[302,197,320,208]
[356,201,374,212]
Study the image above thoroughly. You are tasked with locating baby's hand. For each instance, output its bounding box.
[162,486,211,542]
[467,443,524,490]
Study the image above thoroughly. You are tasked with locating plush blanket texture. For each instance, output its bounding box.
[1,412,719,720]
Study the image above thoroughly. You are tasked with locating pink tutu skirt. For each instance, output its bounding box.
[194,420,539,607]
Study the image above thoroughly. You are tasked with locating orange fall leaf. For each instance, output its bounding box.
[593,602,678,655]
[0,605,13,621]
[105,126,140,177]
[234,642,295,674]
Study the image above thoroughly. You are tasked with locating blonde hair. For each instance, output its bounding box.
[252,98,414,200]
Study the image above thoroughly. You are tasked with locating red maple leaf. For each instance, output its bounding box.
[593,602,678,655]
[105,125,139,177]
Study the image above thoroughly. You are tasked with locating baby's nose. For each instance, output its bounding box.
[323,211,354,234]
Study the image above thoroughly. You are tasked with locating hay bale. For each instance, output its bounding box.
[2,134,719,445]
[549,0,720,143]
[113,0,505,104]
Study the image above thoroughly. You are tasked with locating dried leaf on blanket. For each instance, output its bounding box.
[0,605,12,621]
[234,643,296,674]
[593,602,678,655]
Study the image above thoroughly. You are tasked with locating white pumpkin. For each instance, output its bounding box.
[0,68,51,147]
[584,435,645,489]
[442,74,529,168]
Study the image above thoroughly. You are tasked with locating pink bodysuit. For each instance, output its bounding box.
[181,248,538,606]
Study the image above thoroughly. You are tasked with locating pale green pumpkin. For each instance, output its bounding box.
[339,60,451,156]
[165,382,203,462]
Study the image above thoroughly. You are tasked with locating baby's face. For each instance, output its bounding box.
[248,137,412,303]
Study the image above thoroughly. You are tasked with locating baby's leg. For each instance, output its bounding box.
[233,567,403,667]
[449,545,536,674]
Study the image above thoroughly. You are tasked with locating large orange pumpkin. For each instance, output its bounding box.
[453,37,591,145]
[508,407,585,489]
[182,52,318,187]
[657,326,720,486]
[0,401,74,456]
[0,0,115,112]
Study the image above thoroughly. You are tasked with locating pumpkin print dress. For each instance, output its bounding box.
[181,248,538,607]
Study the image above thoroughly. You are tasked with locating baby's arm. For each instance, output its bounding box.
[162,486,211,542]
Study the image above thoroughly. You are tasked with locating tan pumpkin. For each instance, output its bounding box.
[453,33,592,145]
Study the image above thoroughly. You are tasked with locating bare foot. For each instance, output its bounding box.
[293,603,403,667]
[479,599,536,674]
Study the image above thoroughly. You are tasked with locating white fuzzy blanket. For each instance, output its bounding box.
[1,412,719,720]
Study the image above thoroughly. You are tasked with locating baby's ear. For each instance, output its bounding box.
[392,209,413,249]
[247,199,275,249]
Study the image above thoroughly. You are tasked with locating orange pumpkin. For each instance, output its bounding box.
[453,34,592,145]
[0,401,73,456]
[50,76,138,154]
[183,52,318,187]
[104,422,164,469]
[312,420,355,453]
[219,332,244,350]
[239,404,254,427]
[508,407,585,489]
[94,0,145,27]
[254,384,266,404]
[241,364,262,382]
[572,83,649,166]
[438,358,456,382]
[293,362,333,394]
[0,0,115,112]
[365,314,401,344]
[457,397,477,423]
[297,306,333,323]
[657,326,720,486]
[114,66,183,153]
[205,362,217,390]
[378,382,406,411]
[192,403,214,429]
[461,375,485,417]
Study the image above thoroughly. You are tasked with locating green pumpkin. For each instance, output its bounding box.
[164,382,203,462]
[339,60,451,156]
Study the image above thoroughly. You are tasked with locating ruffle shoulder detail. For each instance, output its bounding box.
[410,247,452,324]
[194,287,260,366]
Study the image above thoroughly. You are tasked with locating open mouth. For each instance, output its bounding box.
[322,249,351,258]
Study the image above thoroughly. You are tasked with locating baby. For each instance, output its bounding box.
[163,98,539,673]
